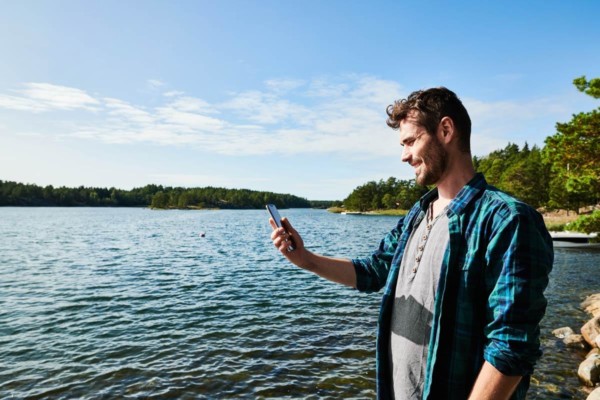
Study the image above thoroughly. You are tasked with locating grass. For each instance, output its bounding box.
[365,209,408,216]
[541,210,579,231]
[327,207,407,216]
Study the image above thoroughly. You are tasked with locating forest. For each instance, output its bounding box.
[0,182,313,209]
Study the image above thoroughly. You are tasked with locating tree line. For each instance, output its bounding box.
[343,76,599,214]
[0,181,314,209]
[342,177,429,212]
[149,187,312,209]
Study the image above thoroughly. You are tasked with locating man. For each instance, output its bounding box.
[269,87,553,400]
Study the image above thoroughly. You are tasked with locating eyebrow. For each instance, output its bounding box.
[400,132,422,147]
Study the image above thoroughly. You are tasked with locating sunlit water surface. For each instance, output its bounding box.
[1,208,598,399]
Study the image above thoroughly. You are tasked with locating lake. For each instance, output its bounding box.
[1,208,598,399]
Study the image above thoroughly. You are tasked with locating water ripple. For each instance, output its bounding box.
[1,208,598,399]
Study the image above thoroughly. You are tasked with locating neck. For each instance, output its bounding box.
[435,154,476,202]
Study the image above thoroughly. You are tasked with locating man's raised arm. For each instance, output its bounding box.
[269,217,357,288]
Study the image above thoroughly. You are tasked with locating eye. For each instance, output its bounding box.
[402,139,415,147]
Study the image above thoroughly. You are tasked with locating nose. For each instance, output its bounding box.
[401,145,411,163]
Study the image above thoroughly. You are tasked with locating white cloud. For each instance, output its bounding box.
[347,75,404,106]
[306,78,350,98]
[166,96,218,114]
[0,94,48,112]
[156,107,226,131]
[104,98,154,125]
[219,90,313,125]
[0,83,99,112]
[264,78,305,93]
[164,90,185,97]
[463,96,577,155]
[0,77,586,159]
[147,79,165,89]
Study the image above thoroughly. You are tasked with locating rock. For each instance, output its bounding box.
[553,326,575,338]
[596,335,600,349]
[564,334,589,349]
[587,387,600,400]
[582,316,600,348]
[578,354,600,386]
[588,348,600,358]
[582,293,600,318]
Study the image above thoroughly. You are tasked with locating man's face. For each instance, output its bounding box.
[399,119,448,186]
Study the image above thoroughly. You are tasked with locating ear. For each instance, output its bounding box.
[438,116,455,145]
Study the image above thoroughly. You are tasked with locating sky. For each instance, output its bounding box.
[1,1,599,201]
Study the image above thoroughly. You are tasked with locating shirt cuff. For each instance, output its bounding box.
[483,339,537,376]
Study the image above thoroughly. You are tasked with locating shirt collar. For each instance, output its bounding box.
[418,173,487,216]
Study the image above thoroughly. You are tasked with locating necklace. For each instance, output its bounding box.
[412,201,447,274]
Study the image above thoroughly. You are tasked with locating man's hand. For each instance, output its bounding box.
[269,217,308,267]
[268,217,357,288]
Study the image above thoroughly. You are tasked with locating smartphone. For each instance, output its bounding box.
[266,204,295,251]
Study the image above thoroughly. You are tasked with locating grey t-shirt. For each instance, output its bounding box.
[389,211,449,400]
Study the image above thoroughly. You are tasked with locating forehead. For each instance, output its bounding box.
[398,118,426,139]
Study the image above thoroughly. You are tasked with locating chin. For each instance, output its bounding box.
[415,176,427,186]
[417,173,438,186]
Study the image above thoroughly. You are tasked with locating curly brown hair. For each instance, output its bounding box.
[386,87,472,153]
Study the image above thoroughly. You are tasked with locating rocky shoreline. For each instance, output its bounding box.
[552,293,600,399]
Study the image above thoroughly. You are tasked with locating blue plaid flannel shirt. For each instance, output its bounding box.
[352,173,553,399]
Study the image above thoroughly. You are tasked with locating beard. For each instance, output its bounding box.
[414,137,448,186]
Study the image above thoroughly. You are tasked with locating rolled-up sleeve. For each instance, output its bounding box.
[483,207,553,376]
[352,217,404,293]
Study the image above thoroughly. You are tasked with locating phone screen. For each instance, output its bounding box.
[265,204,295,251]
[266,204,283,227]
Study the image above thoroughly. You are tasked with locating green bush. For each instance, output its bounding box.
[567,210,600,234]
[545,223,567,232]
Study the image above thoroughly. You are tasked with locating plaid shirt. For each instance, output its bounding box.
[352,173,553,400]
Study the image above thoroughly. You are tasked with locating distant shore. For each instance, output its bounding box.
[328,207,584,231]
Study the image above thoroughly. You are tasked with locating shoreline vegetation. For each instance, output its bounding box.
[0,181,328,210]
[327,206,600,235]
[0,178,597,233]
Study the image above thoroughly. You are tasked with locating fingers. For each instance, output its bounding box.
[281,217,294,233]
[272,228,291,247]
[268,218,278,230]
[269,216,300,254]
[270,226,295,254]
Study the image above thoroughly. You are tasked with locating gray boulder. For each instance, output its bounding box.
[582,293,600,318]
[553,326,575,338]
[578,354,600,387]
[587,387,600,400]
[582,316,600,348]
[588,348,600,358]
[564,334,589,349]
